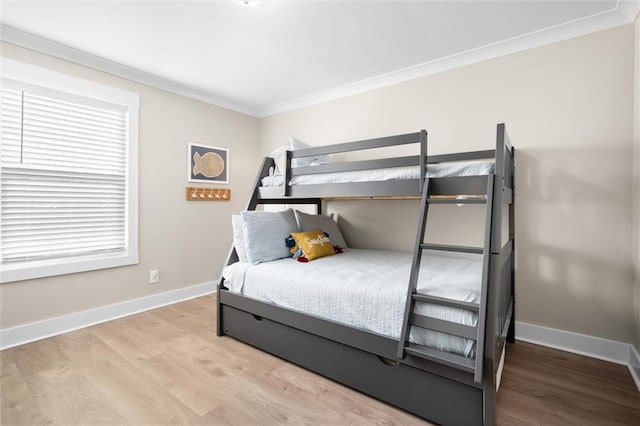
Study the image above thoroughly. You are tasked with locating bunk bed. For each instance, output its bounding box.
[217,123,515,426]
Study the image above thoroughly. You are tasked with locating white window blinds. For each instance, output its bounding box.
[1,86,128,264]
[1,61,138,283]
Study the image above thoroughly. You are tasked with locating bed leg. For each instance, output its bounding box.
[507,302,516,343]
[483,359,497,426]
[216,282,224,337]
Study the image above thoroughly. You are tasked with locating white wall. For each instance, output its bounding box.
[0,42,260,329]
[260,25,636,344]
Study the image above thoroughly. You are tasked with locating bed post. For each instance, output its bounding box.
[419,129,428,183]
[216,280,225,336]
[491,123,506,255]
[495,127,515,344]
[507,144,516,343]
[284,150,293,197]
[482,123,508,425]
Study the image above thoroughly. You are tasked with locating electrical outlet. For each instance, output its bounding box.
[149,268,160,284]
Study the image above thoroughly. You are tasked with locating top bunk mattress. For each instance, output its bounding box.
[261,161,494,187]
[222,248,482,358]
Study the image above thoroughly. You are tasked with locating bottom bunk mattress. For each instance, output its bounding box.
[222,248,481,358]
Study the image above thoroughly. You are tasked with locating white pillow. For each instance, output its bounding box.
[269,146,287,176]
[288,135,332,168]
[241,209,299,264]
[231,214,249,263]
[294,210,348,248]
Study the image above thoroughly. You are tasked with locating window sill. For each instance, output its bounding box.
[0,252,140,283]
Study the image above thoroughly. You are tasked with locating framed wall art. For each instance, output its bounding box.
[188,143,229,184]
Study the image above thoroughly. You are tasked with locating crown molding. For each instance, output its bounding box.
[259,1,639,117]
[618,0,640,20]
[0,24,261,117]
[2,0,638,120]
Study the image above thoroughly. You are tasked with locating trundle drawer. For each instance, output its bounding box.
[220,304,483,426]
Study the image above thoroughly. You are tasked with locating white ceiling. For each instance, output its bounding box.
[1,1,638,117]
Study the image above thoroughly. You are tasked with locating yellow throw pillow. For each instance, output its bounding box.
[290,230,335,261]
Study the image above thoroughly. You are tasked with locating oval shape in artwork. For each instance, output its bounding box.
[193,152,224,178]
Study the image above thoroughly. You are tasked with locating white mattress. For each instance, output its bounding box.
[261,161,494,187]
[222,248,481,357]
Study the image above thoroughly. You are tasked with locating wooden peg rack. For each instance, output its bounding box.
[186,187,231,201]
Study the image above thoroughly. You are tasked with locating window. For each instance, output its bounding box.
[0,59,139,283]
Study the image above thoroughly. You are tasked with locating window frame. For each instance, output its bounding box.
[0,58,139,283]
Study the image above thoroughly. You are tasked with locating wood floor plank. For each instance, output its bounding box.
[497,342,640,425]
[2,334,131,425]
[267,362,428,425]
[56,320,197,424]
[167,332,284,372]
[204,365,363,426]
[139,349,228,416]
[503,351,640,410]
[89,317,166,362]
[251,359,413,425]
[22,364,130,425]
[503,368,638,425]
[2,295,639,426]
[159,333,294,416]
[77,324,215,421]
[57,327,200,425]
[0,359,52,425]
[9,338,72,378]
[172,295,216,321]
[495,390,541,426]
[506,341,637,390]
[149,303,217,341]
[113,309,188,344]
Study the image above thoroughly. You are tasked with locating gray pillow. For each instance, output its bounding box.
[241,209,298,264]
[294,210,348,248]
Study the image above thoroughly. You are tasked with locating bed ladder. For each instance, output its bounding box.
[396,174,494,384]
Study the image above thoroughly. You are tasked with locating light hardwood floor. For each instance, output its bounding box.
[2,294,639,425]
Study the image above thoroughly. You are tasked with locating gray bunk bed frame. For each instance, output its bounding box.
[217,123,515,426]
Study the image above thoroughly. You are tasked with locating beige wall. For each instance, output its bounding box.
[633,14,640,352]
[0,42,260,329]
[260,25,636,344]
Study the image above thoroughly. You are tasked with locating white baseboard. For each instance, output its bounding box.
[0,281,216,350]
[516,321,640,391]
[516,321,632,365]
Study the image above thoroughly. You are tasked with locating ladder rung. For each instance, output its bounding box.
[404,343,475,373]
[420,243,483,254]
[428,197,486,204]
[412,293,479,312]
